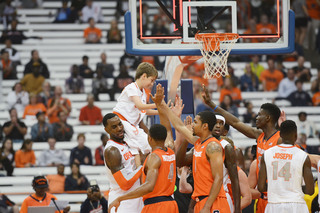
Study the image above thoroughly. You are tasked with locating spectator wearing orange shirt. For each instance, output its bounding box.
[46,164,66,194]
[256,14,276,42]
[79,94,103,125]
[22,93,47,119]
[243,19,259,43]
[84,18,102,44]
[14,139,36,168]
[95,133,108,165]
[312,90,320,106]
[219,77,242,105]
[47,86,72,124]
[259,58,284,91]
[20,175,70,213]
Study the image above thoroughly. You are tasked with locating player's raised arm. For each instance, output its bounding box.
[104,147,142,191]
[257,154,267,193]
[302,156,314,195]
[151,84,197,145]
[203,142,224,212]
[202,85,261,139]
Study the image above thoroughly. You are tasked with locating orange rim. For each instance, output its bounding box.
[195,33,239,51]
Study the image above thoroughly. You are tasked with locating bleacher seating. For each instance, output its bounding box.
[0,1,319,212]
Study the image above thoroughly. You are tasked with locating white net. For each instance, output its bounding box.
[195,33,239,79]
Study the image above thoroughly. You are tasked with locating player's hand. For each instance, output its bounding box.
[201,84,214,107]
[184,116,193,132]
[150,84,165,105]
[108,199,121,213]
[171,96,184,117]
[278,110,286,126]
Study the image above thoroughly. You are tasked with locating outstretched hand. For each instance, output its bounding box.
[278,110,286,127]
[171,96,185,117]
[201,84,214,107]
[184,116,193,132]
[150,84,165,106]
[108,199,121,213]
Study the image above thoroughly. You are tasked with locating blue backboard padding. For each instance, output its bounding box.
[125,10,295,56]
[181,79,194,114]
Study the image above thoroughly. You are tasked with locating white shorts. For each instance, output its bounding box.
[226,192,234,213]
[121,119,151,155]
[108,189,143,213]
[265,202,309,213]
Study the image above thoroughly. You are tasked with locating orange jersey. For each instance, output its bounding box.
[312,92,320,106]
[20,193,61,213]
[259,69,284,91]
[142,148,176,200]
[219,87,242,103]
[192,137,226,199]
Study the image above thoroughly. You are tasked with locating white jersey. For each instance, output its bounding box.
[104,140,143,213]
[264,144,307,203]
[113,82,147,126]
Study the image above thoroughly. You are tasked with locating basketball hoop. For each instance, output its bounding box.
[195,33,239,79]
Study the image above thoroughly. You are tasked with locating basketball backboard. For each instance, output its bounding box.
[125,0,294,56]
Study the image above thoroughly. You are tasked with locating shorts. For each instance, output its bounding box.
[108,188,143,213]
[295,17,309,28]
[142,200,179,213]
[265,202,309,213]
[194,196,231,213]
[256,198,268,213]
[226,192,234,213]
[121,119,151,155]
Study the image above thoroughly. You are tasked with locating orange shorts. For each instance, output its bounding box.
[142,200,179,213]
[194,196,231,213]
[256,198,268,213]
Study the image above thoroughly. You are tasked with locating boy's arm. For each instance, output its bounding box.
[146,109,158,115]
[131,96,156,110]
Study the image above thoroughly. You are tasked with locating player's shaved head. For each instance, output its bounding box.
[102,113,117,127]
[280,120,297,144]
[149,124,167,142]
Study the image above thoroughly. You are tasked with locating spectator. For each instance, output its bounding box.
[240,64,259,91]
[3,108,27,142]
[92,67,115,101]
[106,19,122,43]
[0,39,21,67]
[81,0,103,23]
[6,82,29,117]
[296,111,318,138]
[220,94,239,117]
[96,52,114,78]
[65,65,84,94]
[20,176,70,213]
[14,139,36,168]
[70,133,92,165]
[292,56,312,82]
[296,133,307,151]
[53,0,73,23]
[31,111,53,142]
[79,55,94,78]
[119,51,139,71]
[311,69,320,93]
[287,79,312,106]
[94,133,108,165]
[242,101,257,126]
[312,86,320,106]
[256,14,276,41]
[38,81,53,107]
[113,64,134,94]
[243,19,259,43]
[0,138,15,176]
[277,68,297,98]
[20,62,45,95]
[249,55,265,79]
[226,65,240,87]
[2,0,17,29]
[219,77,242,105]
[52,111,74,141]
[0,194,19,213]
[38,138,68,166]
[0,20,42,44]
[83,17,102,43]
[46,164,66,194]
[80,183,108,213]
[22,93,46,119]
[260,58,284,91]
[292,0,308,47]
[23,50,50,79]
[79,94,103,125]
[1,50,16,79]
[64,162,89,191]
[47,86,72,124]
[306,0,320,51]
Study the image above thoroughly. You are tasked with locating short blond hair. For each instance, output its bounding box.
[135,62,158,80]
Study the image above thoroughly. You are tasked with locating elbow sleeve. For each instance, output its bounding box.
[113,166,142,191]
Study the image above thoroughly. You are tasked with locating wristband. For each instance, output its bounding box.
[213,105,219,111]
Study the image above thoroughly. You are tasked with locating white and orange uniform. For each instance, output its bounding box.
[264,144,309,213]
[113,82,151,155]
[104,140,143,213]
[192,137,231,213]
